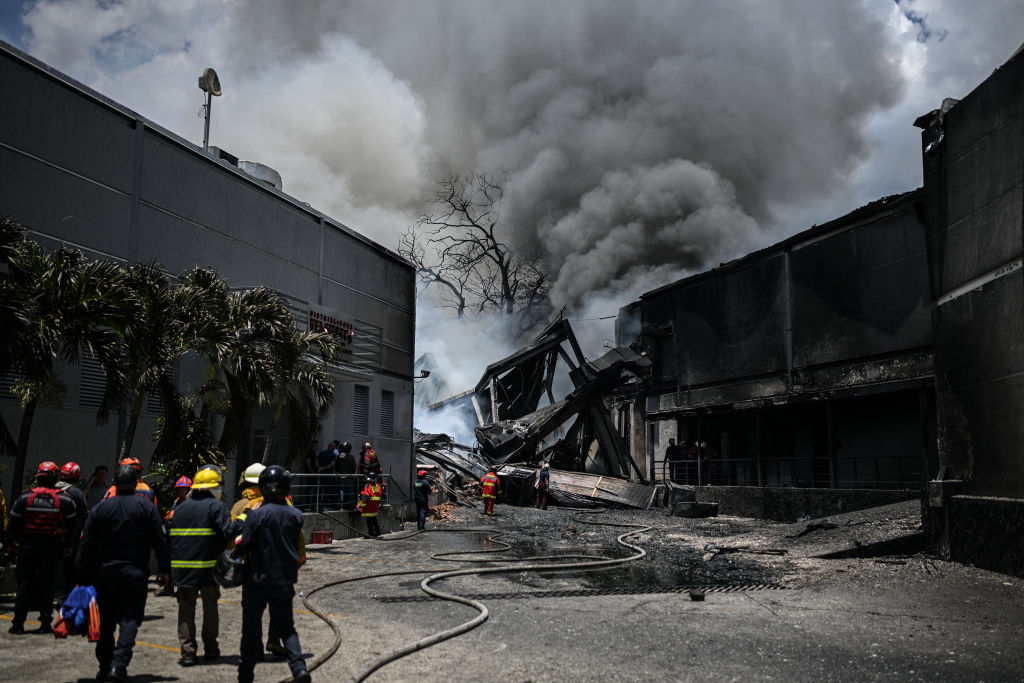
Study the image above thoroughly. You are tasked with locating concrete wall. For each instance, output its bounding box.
[919,49,1024,498]
[0,43,416,499]
[693,485,920,523]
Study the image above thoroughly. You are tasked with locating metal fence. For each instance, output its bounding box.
[290,473,392,512]
[655,454,925,490]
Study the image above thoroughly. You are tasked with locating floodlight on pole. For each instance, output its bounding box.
[197,67,222,151]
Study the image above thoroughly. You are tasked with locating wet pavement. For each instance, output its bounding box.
[2,499,1023,681]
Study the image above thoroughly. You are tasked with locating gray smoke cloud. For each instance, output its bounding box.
[15,0,1024,372]
[217,0,906,309]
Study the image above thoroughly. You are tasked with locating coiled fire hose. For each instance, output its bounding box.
[285,509,651,683]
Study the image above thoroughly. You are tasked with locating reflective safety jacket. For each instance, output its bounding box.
[480,472,500,499]
[103,481,158,507]
[6,486,77,544]
[357,483,383,517]
[169,492,232,587]
[413,477,431,508]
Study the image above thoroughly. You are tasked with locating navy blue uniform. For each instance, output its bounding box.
[77,493,170,675]
[413,476,431,531]
[234,499,306,683]
[56,481,88,596]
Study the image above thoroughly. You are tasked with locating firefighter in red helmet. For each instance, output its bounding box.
[56,461,88,599]
[5,461,78,634]
[480,466,500,516]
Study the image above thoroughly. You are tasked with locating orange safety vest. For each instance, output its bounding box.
[481,472,499,499]
[357,483,383,517]
[103,481,158,507]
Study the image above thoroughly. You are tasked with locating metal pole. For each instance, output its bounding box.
[203,91,212,150]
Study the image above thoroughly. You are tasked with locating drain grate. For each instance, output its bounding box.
[377,583,787,603]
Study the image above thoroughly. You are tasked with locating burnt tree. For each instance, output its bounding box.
[398,173,549,334]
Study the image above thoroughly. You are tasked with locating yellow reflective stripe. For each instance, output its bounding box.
[169,528,216,536]
[171,559,217,568]
[361,512,378,517]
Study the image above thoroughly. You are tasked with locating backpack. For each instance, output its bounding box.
[53,584,100,641]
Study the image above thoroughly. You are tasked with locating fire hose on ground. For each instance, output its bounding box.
[283,509,652,683]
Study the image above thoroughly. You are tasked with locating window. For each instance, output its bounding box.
[0,366,18,401]
[353,385,369,435]
[79,351,106,410]
[380,390,394,438]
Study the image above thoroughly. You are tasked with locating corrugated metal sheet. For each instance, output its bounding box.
[548,469,658,509]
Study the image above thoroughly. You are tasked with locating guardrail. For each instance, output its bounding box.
[655,454,925,489]
[290,473,392,512]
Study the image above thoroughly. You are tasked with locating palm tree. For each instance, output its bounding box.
[108,262,199,460]
[177,268,295,463]
[0,220,130,489]
[259,327,342,465]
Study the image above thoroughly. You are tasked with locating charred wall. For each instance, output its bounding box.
[919,47,1024,498]
[628,194,935,490]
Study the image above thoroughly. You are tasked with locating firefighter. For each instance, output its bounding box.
[6,461,78,634]
[56,461,89,597]
[357,472,384,537]
[77,464,169,682]
[234,466,311,683]
[157,475,194,598]
[413,470,432,531]
[231,461,305,658]
[102,457,157,506]
[535,462,551,510]
[169,468,231,666]
[480,465,500,516]
[230,463,266,521]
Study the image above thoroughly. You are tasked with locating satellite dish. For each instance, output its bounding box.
[198,67,221,96]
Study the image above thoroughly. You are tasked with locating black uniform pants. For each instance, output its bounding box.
[13,540,62,626]
[239,582,304,683]
[364,514,380,537]
[95,568,148,671]
[416,504,428,530]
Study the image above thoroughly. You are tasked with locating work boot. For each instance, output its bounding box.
[178,654,197,667]
[8,622,24,635]
[104,666,128,683]
[292,669,311,683]
[203,646,220,661]
[266,642,287,658]
[32,622,53,634]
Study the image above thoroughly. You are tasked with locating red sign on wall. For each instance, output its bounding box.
[309,309,354,348]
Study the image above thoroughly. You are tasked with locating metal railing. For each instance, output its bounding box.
[655,454,925,490]
[290,473,392,512]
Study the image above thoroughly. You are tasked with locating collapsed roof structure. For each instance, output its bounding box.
[419,316,653,499]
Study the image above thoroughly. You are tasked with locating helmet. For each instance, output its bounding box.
[340,441,352,453]
[258,465,291,499]
[213,549,248,588]
[119,457,142,472]
[542,462,550,469]
[114,464,138,493]
[192,468,221,489]
[417,470,427,477]
[60,462,81,480]
[37,461,59,483]
[489,465,498,473]
[241,462,266,485]
[174,475,193,489]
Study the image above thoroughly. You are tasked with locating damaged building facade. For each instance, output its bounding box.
[618,191,936,493]
[0,42,417,499]
[620,45,1024,573]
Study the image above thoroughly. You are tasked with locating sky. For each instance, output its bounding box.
[2,0,1022,396]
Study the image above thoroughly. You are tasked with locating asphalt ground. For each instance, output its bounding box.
[1,500,1022,682]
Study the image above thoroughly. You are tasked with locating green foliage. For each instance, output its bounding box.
[1,216,341,489]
